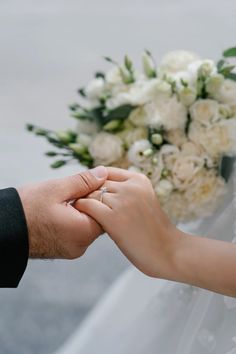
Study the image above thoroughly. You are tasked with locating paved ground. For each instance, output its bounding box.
[0,0,236,353]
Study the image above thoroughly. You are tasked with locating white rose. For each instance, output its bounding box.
[159,144,180,170]
[181,141,203,156]
[214,79,236,105]
[159,51,199,76]
[184,170,226,216]
[155,179,174,197]
[189,121,234,157]
[127,139,152,167]
[85,78,105,99]
[172,155,204,191]
[161,192,192,223]
[89,132,123,165]
[77,119,99,135]
[152,96,188,130]
[190,99,220,126]
[164,129,187,147]
[220,118,236,155]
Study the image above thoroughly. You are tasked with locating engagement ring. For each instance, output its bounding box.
[99,187,108,203]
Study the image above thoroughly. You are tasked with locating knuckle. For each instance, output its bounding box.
[77,172,95,192]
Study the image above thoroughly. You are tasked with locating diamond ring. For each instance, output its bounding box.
[99,186,108,203]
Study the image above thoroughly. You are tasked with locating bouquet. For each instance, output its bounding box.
[28,48,236,222]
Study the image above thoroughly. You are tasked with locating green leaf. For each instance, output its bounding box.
[217,59,226,71]
[104,105,135,122]
[78,88,86,97]
[50,160,67,169]
[227,72,236,81]
[95,72,105,79]
[124,55,133,71]
[104,56,118,65]
[223,47,236,58]
[26,123,34,131]
[45,151,58,157]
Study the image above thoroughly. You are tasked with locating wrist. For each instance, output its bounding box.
[153,225,187,281]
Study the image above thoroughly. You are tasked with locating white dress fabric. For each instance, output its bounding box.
[55,170,236,354]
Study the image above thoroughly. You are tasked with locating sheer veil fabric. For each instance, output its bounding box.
[55,165,236,354]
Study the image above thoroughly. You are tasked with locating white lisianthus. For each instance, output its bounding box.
[214,79,236,105]
[76,133,92,147]
[206,74,224,96]
[106,78,171,110]
[190,99,220,126]
[177,86,197,106]
[153,96,188,130]
[161,192,192,222]
[172,155,205,191]
[189,121,234,157]
[106,67,123,86]
[127,139,152,167]
[155,179,174,198]
[197,60,216,78]
[89,132,123,165]
[159,51,199,76]
[85,78,106,99]
[219,104,233,119]
[77,119,99,135]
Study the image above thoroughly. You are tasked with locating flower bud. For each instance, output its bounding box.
[151,133,163,145]
[142,51,156,78]
[143,148,153,157]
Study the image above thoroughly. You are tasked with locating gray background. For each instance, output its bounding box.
[0,0,236,353]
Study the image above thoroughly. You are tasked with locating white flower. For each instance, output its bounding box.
[214,79,236,105]
[127,139,152,167]
[190,99,220,127]
[155,179,174,197]
[77,119,99,135]
[164,129,187,147]
[153,96,188,130]
[189,121,235,157]
[161,192,192,222]
[159,51,199,76]
[178,86,197,106]
[118,126,148,148]
[85,78,105,99]
[184,170,226,215]
[159,144,180,170]
[76,133,92,147]
[181,141,203,157]
[106,67,123,86]
[197,60,216,77]
[106,78,171,110]
[220,118,236,155]
[206,74,224,96]
[129,97,187,130]
[89,132,123,165]
[172,155,205,191]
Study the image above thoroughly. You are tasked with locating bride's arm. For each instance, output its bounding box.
[75,167,236,297]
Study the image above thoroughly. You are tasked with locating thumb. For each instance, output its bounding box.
[59,166,108,200]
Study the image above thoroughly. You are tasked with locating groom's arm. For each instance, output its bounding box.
[0,188,29,288]
[0,166,107,288]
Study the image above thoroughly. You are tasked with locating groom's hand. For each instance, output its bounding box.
[17,166,108,259]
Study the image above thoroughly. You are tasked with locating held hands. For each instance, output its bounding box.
[75,167,181,279]
[17,166,108,259]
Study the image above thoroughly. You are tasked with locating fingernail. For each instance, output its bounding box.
[90,166,107,179]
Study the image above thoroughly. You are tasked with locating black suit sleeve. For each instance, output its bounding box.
[0,188,29,287]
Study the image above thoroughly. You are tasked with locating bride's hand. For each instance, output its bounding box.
[75,167,181,278]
